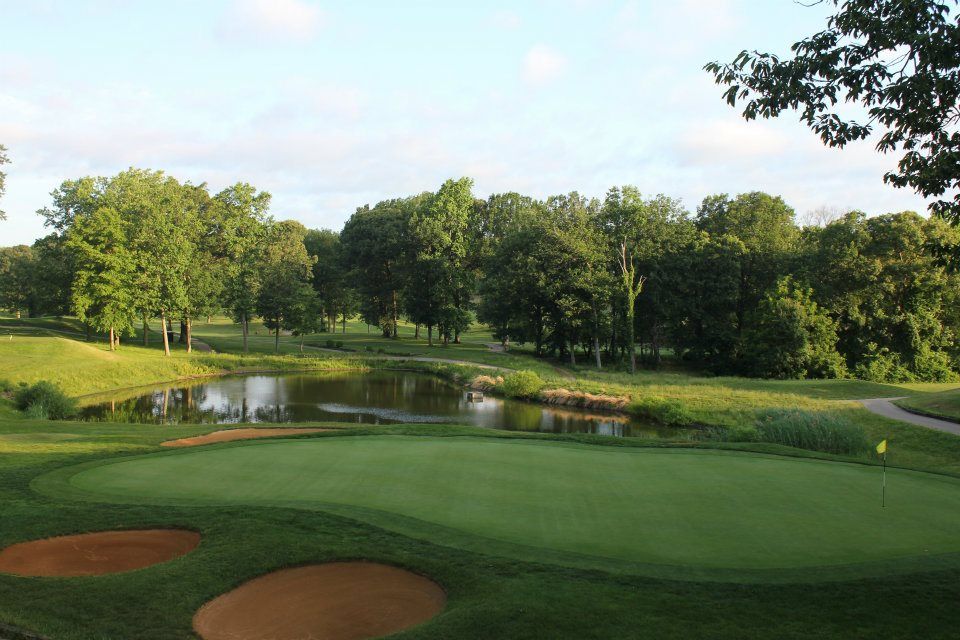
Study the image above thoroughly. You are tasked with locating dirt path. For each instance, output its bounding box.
[859,398,960,436]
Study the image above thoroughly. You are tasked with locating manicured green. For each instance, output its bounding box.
[62,436,960,576]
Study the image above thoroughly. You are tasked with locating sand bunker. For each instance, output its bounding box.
[193,562,446,640]
[0,529,200,577]
[161,427,330,448]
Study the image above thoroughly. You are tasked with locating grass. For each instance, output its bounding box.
[4,317,960,636]
[2,421,960,638]
[57,435,960,576]
[896,388,960,422]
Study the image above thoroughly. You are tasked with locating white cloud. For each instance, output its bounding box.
[226,0,325,42]
[678,119,791,165]
[490,10,522,30]
[522,45,567,87]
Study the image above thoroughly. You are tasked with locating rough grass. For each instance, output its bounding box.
[896,388,960,422]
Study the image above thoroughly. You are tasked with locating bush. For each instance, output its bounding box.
[0,379,13,393]
[500,370,545,399]
[14,381,77,420]
[335,341,343,349]
[754,409,868,455]
[325,339,335,348]
[629,397,697,427]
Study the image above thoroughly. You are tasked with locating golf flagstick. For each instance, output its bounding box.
[876,439,888,508]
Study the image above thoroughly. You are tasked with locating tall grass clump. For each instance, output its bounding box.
[754,409,868,455]
[14,381,77,420]
[501,370,545,399]
[629,396,697,427]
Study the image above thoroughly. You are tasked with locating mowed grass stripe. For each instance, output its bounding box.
[67,436,960,570]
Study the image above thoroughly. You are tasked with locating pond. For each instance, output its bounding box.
[79,371,681,438]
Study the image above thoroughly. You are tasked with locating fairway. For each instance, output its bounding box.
[64,436,960,574]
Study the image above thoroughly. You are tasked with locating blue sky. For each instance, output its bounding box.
[0,0,930,244]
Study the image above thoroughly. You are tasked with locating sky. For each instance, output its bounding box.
[0,0,932,245]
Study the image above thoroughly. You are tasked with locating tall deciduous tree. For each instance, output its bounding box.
[0,246,35,317]
[67,207,138,350]
[705,0,960,249]
[256,220,316,353]
[215,183,271,353]
[341,200,410,337]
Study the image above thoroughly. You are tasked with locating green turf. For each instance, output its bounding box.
[896,388,960,422]
[62,436,960,576]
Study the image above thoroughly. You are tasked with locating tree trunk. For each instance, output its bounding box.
[341,313,346,334]
[14,310,20,319]
[114,332,120,350]
[143,315,149,346]
[300,335,304,353]
[428,325,433,347]
[241,312,249,353]
[86,323,91,342]
[275,320,280,353]
[179,320,188,344]
[161,312,171,356]
[569,339,576,366]
[109,327,115,351]
[415,323,420,339]
[185,317,192,354]
[454,328,461,344]
[392,291,398,338]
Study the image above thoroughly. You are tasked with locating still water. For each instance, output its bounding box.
[80,371,678,438]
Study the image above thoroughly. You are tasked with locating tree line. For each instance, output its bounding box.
[2,168,959,382]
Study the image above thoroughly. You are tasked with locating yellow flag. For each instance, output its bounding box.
[876,439,887,455]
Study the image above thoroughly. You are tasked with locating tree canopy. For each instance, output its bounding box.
[705,0,960,242]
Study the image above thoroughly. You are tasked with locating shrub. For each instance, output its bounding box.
[500,370,545,399]
[14,381,77,420]
[325,339,335,348]
[0,379,13,393]
[629,396,697,427]
[335,341,343,349]
[754,409,868,455]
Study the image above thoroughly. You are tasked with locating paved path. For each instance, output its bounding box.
[859,397,960,436]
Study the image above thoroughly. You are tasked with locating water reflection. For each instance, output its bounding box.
[80,371,685,438]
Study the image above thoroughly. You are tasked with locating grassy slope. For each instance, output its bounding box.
[1,420,960,639]
[896,388,960,422]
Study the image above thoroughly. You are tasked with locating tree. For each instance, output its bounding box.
[215,183,271,353]
[695,192,799,350]
[705,0,960,241]
[30,234,74,316]
[66,207,138,350]
[600,188,688,372]
[0,246,35,317]
[405,178,475,346]
[304,228,351,333]
[0,144,9,220]
[341,199,410,337]
[743,278,847,379]
[256,220,315,353]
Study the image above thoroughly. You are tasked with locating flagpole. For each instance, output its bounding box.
[881,452,886,508]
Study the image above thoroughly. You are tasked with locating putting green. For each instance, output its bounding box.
[63,436,960,576]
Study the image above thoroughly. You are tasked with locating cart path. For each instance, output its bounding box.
[859,397,960,436]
